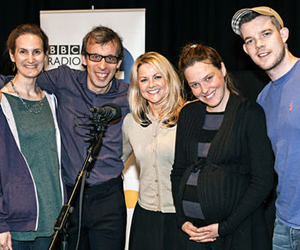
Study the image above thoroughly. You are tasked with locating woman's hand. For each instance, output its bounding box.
[0,232,12,250]
[182,221,219,243]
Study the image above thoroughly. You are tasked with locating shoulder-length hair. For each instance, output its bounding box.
[129,51,184,128]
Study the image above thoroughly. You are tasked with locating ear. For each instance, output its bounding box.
[280,27,289,43]
[81,54,87,66]
[242,43,250,55]
[9,49,15,63]
[116,59,123,71]
[221,62,227,77]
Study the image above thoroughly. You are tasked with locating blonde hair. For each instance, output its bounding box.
[129,51,184,127]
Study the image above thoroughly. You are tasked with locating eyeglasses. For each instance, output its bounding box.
[85,52,119,64]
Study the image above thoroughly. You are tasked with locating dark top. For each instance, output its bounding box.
[182,112,224,220]
[171,93,274,249]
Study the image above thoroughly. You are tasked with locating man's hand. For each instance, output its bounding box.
[0,232,12,250]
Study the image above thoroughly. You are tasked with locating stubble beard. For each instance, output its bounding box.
[263,46,286,73]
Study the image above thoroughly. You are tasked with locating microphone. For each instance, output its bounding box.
[89,103,122,122]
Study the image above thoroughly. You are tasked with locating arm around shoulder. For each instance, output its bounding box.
[121,114,133,163]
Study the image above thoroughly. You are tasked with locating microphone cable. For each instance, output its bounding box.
[75,169,88,250]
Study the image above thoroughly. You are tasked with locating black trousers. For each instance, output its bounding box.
[66,176,127,250]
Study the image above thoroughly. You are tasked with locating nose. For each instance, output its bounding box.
[149,78,155,88]
[27,53,34,63]
[97,57,107,68]
[255,39,265,50]
[201,84,209,94]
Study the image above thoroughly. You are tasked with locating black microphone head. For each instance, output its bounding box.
[89,103,122,122]
[102,103,122,120]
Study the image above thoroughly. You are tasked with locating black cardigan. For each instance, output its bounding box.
[171,93,274,249]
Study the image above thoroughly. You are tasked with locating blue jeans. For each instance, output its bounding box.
[273,219,300,250]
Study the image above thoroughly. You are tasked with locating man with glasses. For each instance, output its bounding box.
[37,25,129,249]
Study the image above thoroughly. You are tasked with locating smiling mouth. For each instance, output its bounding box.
[25,65,37,69]
[202,90,215,99]
[96,72,108,78]
[148,89,159,94]
[258,51,270,58]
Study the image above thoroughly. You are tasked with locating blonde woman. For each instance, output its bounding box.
[122,51,185,250]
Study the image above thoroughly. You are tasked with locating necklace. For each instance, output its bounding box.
[10,79,44,114]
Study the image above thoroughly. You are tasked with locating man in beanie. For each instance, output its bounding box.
[231,6,300,250]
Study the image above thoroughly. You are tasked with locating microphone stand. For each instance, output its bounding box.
[48,118,108,250]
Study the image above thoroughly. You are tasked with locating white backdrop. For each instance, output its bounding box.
[40,9,144,250]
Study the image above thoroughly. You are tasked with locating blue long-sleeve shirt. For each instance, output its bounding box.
[22,65,129,187]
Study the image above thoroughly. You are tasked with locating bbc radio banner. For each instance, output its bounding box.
[40,9,144,250]
[40,8,145,83]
